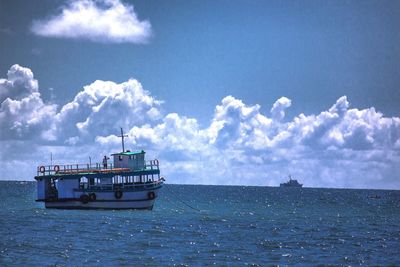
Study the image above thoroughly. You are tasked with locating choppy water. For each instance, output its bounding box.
[0,181,399,266]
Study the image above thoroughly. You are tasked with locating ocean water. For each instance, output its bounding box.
[0,181,399,266]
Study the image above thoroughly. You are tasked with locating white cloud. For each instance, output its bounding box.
[1,64,400,189]
[208,96,273,149]
[52,79,162,143]
[0,64,38,102]
[31,0,152,43]
[0,65,160,143]
[270,96,291,121]
[93,95,400,188]
[0,65,57,140]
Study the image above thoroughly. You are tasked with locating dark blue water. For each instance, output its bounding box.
[0,181,399,266]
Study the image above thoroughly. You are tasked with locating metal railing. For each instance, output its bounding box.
[79,179,163,191]
[37,160,160,176]
[145,159,160,170]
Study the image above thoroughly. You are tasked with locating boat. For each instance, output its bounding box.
[35,128,164,210]
[280,175,303,188]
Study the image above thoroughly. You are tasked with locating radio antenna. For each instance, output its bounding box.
[118,127,128,152]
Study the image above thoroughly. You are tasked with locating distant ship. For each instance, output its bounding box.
[280,175,303,188]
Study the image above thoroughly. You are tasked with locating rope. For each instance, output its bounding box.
[163,184,202,212]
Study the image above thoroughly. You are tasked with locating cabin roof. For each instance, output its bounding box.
[111,150,145,156]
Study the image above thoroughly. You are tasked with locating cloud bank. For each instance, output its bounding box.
[1,65,399,189]
[31,0,152,43]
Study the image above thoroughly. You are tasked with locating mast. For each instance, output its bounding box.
[118,127,128,152]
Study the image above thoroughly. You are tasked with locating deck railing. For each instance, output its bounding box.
[37,160,159,176]
[81,179,163,191]
[145,159,160,170]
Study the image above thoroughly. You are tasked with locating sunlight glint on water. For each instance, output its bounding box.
[0,181,399,266]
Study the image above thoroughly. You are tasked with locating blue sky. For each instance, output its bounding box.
[0,0,399,188]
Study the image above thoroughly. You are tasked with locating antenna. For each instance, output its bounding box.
[118,127,128,152]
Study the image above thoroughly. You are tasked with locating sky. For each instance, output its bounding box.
[0,0,399,189]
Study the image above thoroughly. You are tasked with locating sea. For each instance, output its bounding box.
[0,181,399,266]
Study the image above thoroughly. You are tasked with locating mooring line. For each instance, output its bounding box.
[163,184,202,212]
[163,194,182,210]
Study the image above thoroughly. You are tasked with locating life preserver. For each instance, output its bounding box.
[115,190,123,199]
[148,191,155,200]
[54,165,60,173]
[89,193,97,201]
[154,159,159,166]
[80,194,90,204]
[39,166,45,173]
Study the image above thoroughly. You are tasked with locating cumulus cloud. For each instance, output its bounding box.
[94,94,400,188]
[270,96,291,121]
[0,64,38,102]
[0,65,160,143]
[1,64,400,188]
[207,96,273,149]
[51,79,162,143]
[0,65,57,140]
[31,0,152,43]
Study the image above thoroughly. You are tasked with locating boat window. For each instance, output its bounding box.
[80,177,88,189]
[119,155,123,161]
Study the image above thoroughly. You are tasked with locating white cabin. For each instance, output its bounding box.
[111,150,145,170]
